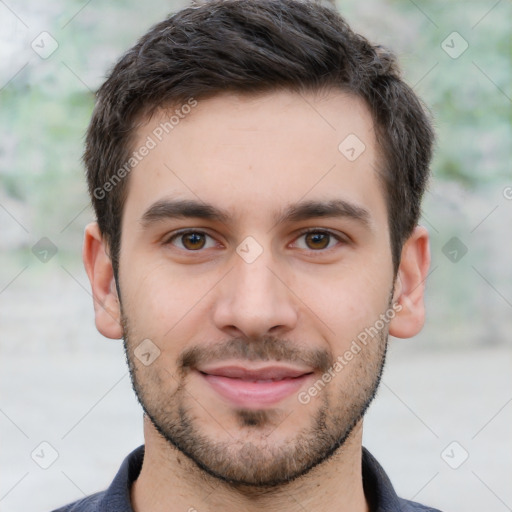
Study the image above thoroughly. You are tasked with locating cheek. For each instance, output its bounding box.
[307,269,390,339]
[318,269,391,318]
[121,260,218,351]
[121,262,183,338]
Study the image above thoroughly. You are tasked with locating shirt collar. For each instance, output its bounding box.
[98,445,406,512]
[361,447,404,511]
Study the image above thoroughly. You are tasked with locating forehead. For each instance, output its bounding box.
[123,89,387,231]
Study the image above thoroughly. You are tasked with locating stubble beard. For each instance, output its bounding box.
[121,309,389,488]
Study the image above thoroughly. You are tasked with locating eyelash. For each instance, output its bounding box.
[164,228,347,253]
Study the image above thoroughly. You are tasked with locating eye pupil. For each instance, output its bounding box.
[183,232,205,250]
[305,232,329,250]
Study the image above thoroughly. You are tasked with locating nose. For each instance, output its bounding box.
[212,246,299,340]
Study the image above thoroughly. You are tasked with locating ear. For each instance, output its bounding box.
[82,222,123,339]
[389,225,431,339]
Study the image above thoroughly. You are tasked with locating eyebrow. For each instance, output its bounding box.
[140,198,372,230]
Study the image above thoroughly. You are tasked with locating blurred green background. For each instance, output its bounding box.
[1,0,511,350]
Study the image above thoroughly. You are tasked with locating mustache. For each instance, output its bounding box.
[178,335,333,374]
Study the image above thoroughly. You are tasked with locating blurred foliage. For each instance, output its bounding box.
[338,0,511,187]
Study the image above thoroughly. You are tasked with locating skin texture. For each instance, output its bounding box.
[83,90,431,512]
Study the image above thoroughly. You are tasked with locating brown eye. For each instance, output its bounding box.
[181,232,206,250]
[304,232,330,250]
[293,229,343,251]
[167,231,216,251]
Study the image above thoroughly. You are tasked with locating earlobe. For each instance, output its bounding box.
[82,222,123,339]
[389,225,431,339]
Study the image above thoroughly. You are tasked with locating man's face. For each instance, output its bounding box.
[117,90,396,486]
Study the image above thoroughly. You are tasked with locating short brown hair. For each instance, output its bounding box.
[84,0,434,278]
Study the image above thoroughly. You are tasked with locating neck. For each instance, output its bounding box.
[131,416,370,512]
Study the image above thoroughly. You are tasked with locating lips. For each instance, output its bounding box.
[199,364,311,381]
[196,363,314,408]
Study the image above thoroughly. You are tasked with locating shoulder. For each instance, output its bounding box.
[397,497,444,511]
[49,445,144,512]
[50,490,105,512]
[361,447,445,512]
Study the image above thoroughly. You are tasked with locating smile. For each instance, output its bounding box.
[196,364,315,409]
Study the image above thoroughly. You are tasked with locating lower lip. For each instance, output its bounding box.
[199,372,313,408]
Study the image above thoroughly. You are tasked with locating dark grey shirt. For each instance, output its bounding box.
[52,445,443,511]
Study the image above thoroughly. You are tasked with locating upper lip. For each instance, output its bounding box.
[197,364,314,380]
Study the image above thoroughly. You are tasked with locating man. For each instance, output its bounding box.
[54,0,440,510]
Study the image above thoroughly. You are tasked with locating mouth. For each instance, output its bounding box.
[196,363,315,408]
